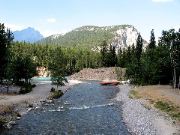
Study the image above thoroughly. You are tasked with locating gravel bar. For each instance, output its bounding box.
[115,84,179,135]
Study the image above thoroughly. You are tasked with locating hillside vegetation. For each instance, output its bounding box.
[38,25,133,48]
[0,23,179,91]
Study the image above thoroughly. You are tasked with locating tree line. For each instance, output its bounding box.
[0,23,179,90]
[116,29,180,88]
[0,22,102,91]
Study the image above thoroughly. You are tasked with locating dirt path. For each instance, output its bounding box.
[0,84,51,106]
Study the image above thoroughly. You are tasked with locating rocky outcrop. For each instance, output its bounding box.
[36,67,50,77]
[112,26,138,49]
[70,67,126,81]
[111,26,148,51]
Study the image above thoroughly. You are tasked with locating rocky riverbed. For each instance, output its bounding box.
[115,84,179,135]
[0,79,83,130]
[1,81,130,135]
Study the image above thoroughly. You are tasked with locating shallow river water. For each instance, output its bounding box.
[2,81,130,135]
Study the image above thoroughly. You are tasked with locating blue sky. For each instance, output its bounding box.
[0,0,179,40]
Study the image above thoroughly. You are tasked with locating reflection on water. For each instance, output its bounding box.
[2,81,130,135]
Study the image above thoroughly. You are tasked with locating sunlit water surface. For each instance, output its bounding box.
[2,81,130,135]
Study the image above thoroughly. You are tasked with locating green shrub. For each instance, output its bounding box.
[0,116,6,129]
[0,105,14,115]
[129,90,141,99]
[155,101,180,120]
[155,101,175,112]
[50,87,55,92]
[31,84,36,88]
[172,112,180,120]
[50,90,64,99]
[19,83,33,94]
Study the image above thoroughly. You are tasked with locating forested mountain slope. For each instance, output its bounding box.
[38,25,147,49]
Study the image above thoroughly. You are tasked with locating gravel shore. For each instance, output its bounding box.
[0,80,83,129]
[115,84,179,135]
[0,80,83,116]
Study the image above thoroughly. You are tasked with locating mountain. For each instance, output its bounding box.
[13,27,43,43]
[38,25,148,49]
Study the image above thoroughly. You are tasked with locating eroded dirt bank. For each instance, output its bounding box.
[70,67,126,80]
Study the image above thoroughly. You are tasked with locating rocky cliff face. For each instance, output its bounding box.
[111,26,139,49]
[39,25,148,50]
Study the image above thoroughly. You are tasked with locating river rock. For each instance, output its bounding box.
[6,121,16,129]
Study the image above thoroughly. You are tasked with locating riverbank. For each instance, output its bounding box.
[115,84,179,135]
[1,80,130,134]
[0,79,82,129]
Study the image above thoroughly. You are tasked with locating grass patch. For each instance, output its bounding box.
[171,113,180,120]
[0,116,7,128]
[155,101,180,120]
[0,115,7,129]
[129,90,141,99]
[0,105,14,115]
[0,105,16,129]
[155,101,175,112]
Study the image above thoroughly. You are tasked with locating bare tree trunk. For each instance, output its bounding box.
[173,66,176,89]
[7,85,9,93]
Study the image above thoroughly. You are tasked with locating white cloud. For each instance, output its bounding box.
[174,25,180,30]
[41,29,69,37]
[41,30,59,37]
[152,0,174,2]
[47,18,57,23]
[41,30,54,37]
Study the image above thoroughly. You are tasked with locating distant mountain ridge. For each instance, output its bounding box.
[13,27,43,43]
[38,25,148,49]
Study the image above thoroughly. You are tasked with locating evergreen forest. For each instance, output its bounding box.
[0,23,180,88]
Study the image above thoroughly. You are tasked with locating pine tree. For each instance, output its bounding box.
[135,33,143,63]
[141,29,157,84]
[11,56,37,84]
[112,45,117,66]
[133,33,143,84]
[108,44,117,66]
[117,48,123,67]
[100,41,108,67]
[148,29,156,49]
[0,23,13,83]
[49,47,68,90]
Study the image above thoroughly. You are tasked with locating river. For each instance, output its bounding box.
[2,81,130,135]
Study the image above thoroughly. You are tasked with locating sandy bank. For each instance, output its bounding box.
[0,79,83,113]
